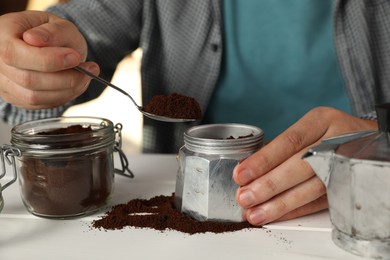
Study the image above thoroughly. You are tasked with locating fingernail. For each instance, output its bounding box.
[248,208,266,225]
[31,28,49,42]
[63,53,79,67]
[237,168,254,185]
[87,64,99,76]
[238,189,255,207]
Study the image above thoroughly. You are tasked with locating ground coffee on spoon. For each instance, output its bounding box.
[144,93,202,120]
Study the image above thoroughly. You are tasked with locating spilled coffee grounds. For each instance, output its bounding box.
[91,194,261,234]
[144,93,202,120]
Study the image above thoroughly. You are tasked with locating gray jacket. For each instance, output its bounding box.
[0,0,389,153]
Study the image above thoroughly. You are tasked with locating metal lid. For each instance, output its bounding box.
[183,123,264,154]
[334,103,390,162]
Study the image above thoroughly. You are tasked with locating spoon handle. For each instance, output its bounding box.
[73,66,141,110]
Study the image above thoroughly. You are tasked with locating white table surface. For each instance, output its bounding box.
[0,154,364,260]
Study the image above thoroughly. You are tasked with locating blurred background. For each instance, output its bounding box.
[0,0,143,154]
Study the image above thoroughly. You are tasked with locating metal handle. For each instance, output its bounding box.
[113,123,134,178]
[376,103,390,133]
[0,145,21,191]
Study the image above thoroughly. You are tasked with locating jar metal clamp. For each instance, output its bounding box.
[0,145,20,212]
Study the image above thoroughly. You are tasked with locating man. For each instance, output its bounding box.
[0,0,386,225]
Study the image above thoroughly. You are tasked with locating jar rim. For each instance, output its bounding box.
[11,116,115,155]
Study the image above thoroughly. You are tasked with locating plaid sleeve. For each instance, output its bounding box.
[0,98,76,125]
[334,0,390,117]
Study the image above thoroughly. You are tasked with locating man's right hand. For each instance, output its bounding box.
[0,10,100,109]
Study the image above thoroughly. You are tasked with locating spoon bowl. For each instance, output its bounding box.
[74,66,197,123]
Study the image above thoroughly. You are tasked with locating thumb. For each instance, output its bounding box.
[22,13,88,61]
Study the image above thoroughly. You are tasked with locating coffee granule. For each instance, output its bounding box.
[91,194,261,234]
[144,93,202,120]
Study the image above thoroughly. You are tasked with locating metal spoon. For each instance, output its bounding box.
[74,66,196,122]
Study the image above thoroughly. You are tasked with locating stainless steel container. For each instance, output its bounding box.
[303,103,390,259]
[175,124,264,222]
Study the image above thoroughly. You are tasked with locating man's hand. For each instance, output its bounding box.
[0,10,99,109]
[233,107,378,225]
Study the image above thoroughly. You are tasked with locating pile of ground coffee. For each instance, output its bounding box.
[91,194,261,234]
[20,125,113,217]
[37,124,91,135]
[144,93,202,120]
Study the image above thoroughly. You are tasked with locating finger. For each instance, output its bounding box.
[236,151,314,208]
[23,18,87,61]
[0,61,99,91]
[23,16,87,57]
[233,108,331,186]
[243,176,326,226]
[1,40,81,72]
[0,73,87,109]
[0,62,99,109]
[0,11,86,72]
[275,194,328,222]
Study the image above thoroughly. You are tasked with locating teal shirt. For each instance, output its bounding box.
[203,0,350,140]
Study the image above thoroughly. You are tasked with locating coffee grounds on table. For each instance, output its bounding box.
[144,93,202,120]
[91,194,261,234]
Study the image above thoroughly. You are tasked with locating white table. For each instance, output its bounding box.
[0,154,363,260]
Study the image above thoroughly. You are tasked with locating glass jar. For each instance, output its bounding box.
[1,117,133,218]
[175,123,264,222]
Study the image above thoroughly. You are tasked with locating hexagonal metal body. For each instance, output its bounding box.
[175,124,264,222]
